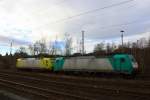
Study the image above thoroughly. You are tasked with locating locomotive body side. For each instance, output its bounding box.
[56,54,138,75]
[16,58,53,70]
[62,56,113,72]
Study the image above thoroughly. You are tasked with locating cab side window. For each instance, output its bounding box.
[120,58,125,63]
[56,60,59,64]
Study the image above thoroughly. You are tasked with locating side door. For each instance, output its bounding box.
[120,57,132,74]
[120,58,126,72]
[114,58,121,72]
[114,57,126,73]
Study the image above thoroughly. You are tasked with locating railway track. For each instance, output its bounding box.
[0,70,150,100]
[0,79,50,100]
[0,72,150,93]
[1,69,150,89]
[0,75,92,100]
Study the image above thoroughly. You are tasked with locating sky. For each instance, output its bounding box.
[0,0,150,55]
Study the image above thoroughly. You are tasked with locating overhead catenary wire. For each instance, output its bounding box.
[98,19,150,30]
[33,0,135,29]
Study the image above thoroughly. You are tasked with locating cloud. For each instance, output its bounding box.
[0,0,149,54]
[0,35,32,46]
[58,0,150,40]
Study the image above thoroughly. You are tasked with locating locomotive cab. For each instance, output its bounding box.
[112,54,138,75]
[129,55,139,74]
[54,57,64,71]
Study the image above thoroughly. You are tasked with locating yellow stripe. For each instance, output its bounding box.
[16,58,53,70]
[39,58,53,70]
[16,59,24,68]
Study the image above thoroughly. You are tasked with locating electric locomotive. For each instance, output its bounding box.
[16,54,139,75]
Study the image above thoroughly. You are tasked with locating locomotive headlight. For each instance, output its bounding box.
[132,62,138,69]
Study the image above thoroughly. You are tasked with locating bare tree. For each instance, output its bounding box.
[28,44,35,55]
[111,42,117,51]
[15,46,28,57]
[48,41,57,55]
[131,42,138,48]
[64,33,72,56]
[106,43,111,53]
[137,38,147,48]
[33,41,40,55]
[17,46,27,53]
[28,38,48,55]
[106,42,117,53]
[48,41,53,55]
[94,42,105,52]
[123,42,131,48]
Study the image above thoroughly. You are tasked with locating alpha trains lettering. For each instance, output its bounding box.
[16,54,139,75]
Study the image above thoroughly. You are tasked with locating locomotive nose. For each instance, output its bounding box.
[133,62,139,73]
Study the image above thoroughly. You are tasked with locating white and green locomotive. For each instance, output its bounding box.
[54,54,139,75]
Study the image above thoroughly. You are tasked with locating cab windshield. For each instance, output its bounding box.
[129,55,136,63]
